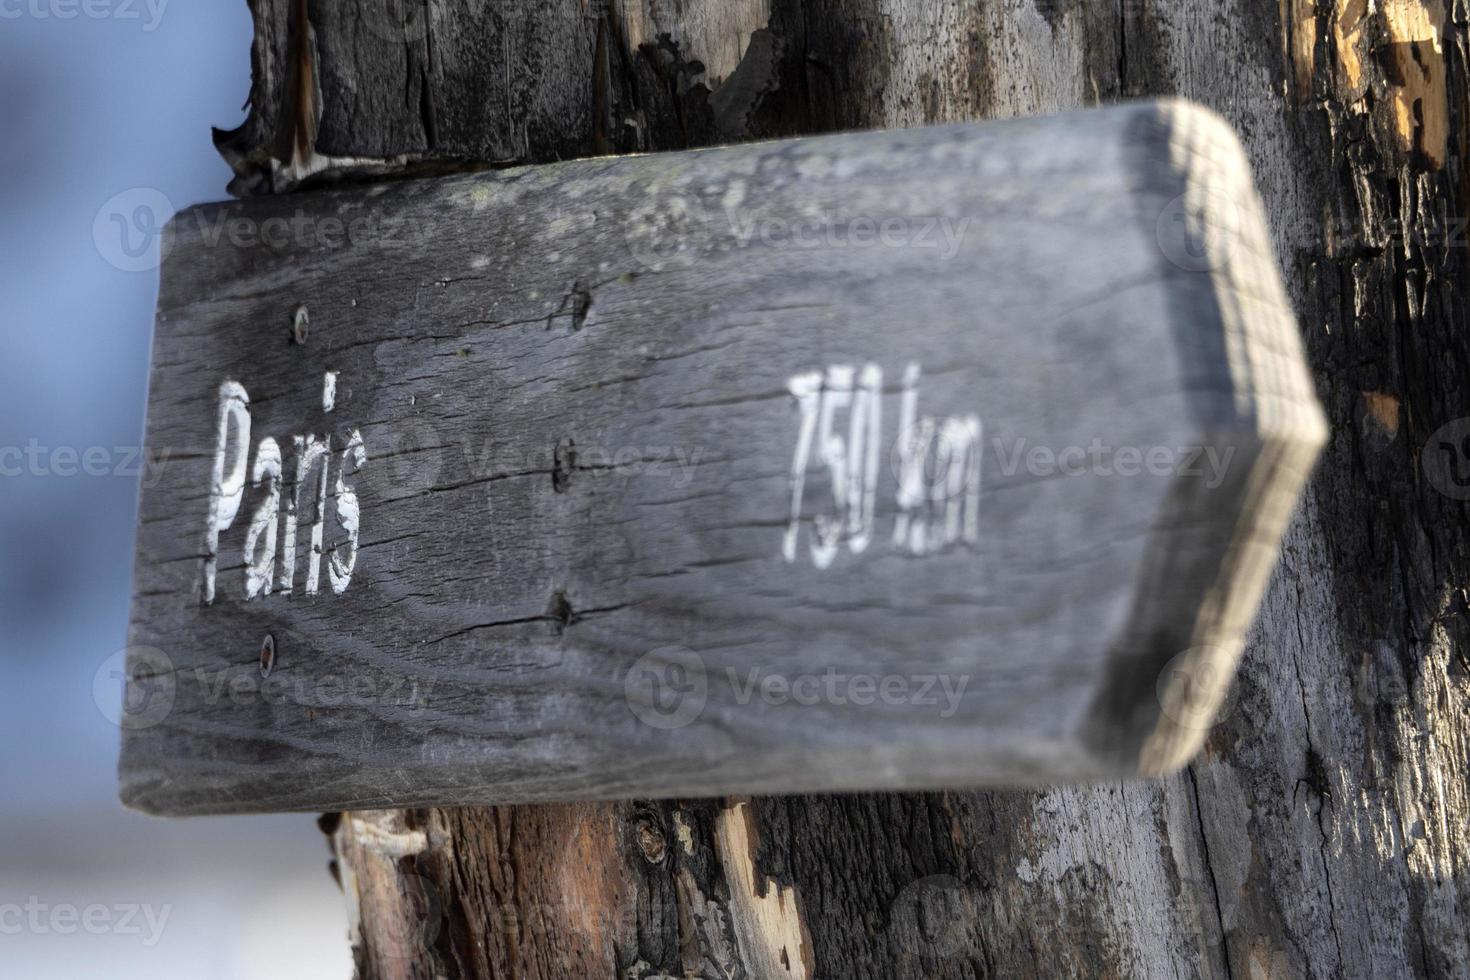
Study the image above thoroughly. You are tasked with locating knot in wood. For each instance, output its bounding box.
[636,820,667,864]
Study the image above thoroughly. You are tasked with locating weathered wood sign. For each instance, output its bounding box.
[119,100,1326,816]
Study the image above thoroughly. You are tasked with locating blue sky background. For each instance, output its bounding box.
[0,2,350,975]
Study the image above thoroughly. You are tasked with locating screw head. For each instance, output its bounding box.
[260,634,276,677]
[292,305,310,345]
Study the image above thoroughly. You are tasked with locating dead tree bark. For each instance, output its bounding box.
[223,1,1470,976]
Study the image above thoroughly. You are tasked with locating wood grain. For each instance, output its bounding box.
[200,1,1470,977]
[186,1,1470,977]
[122,101,1323,818]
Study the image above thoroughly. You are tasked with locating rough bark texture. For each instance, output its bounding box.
[223,0,1470,976]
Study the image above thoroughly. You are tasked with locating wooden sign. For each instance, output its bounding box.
[118,100,1325,816]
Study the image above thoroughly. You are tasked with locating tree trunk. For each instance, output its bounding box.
[225,1,1470,976]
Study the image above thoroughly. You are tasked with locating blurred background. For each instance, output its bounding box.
[0,3,352,976]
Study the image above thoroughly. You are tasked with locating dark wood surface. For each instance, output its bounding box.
[120,100,1323,817]
[202,2,1470,977]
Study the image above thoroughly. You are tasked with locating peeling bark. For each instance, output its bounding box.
[218,0,1470,975]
